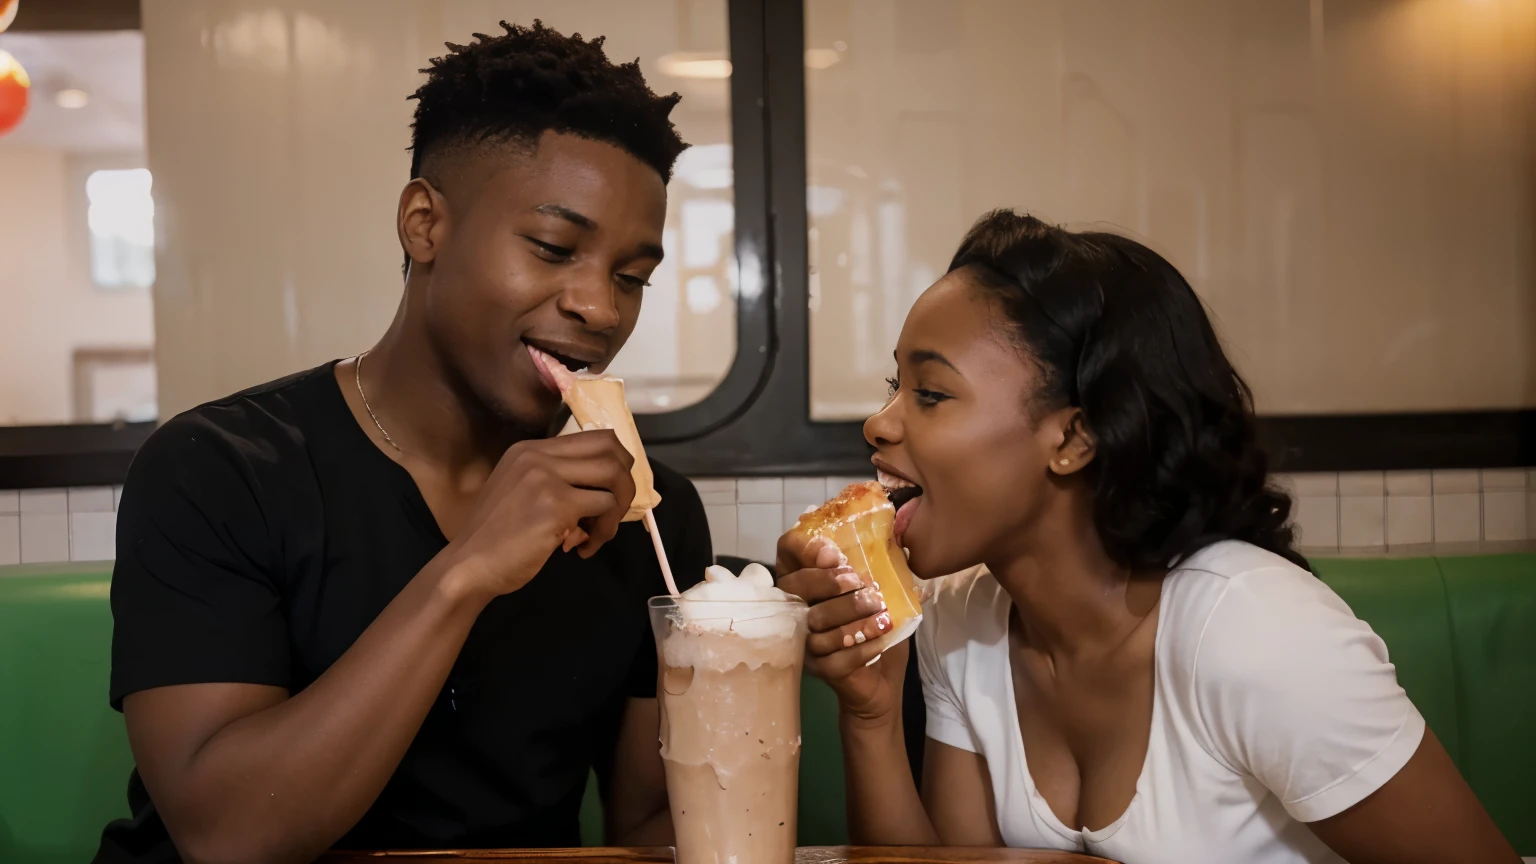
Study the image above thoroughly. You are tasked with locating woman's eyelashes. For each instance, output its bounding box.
[525,237,650,291]
[886,375,952,407]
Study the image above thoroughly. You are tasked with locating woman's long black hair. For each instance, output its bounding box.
[950,209,1308,572]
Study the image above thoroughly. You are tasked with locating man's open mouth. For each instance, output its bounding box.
[524,339,601,395]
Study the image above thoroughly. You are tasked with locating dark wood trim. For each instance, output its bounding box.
[0,421,153,489]
[7,0,141,32]
[631,0,776,444]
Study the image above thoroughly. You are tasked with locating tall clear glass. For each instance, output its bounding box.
[649,595,809,864]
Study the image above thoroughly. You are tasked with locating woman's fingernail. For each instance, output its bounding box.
[853,630,867,644]
[837,552,849,567]
[877,613,891,631]
[843,634,855,648]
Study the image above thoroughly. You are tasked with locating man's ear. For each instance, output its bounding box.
[398,177,449,269]
[1047,408,1097,476]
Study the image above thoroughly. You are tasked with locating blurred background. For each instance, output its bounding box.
[1,5,1534,860]
[0,0,1532,564]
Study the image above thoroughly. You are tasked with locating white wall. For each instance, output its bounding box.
[0,148,155,425]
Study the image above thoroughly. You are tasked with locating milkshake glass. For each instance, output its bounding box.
[649,566,809,864]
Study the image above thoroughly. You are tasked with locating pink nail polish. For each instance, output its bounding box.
[877,614,890,631]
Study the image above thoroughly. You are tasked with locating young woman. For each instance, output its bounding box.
[776,211,1516,863]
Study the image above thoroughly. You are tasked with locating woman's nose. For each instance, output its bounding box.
[864,397,903,449]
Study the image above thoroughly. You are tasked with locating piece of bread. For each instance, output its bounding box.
[788,481,922,654]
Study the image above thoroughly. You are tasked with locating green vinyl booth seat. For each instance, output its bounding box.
[3,554,1534,862]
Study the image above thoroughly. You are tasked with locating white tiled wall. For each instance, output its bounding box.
[0,486,121,567]
[701,470,1536,561]
[2,469,1532,569]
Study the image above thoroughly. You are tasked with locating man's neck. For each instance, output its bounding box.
[358,288,533,477]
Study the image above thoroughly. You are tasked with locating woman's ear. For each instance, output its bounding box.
[1048,409,1097,476]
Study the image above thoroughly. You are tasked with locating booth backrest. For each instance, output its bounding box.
[2,554,1533,860]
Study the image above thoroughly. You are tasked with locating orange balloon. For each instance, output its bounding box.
[0,50,29,136]
[0,0,16,34]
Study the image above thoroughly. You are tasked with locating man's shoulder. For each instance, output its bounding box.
[130,364,337,487]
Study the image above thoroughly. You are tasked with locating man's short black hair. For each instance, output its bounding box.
[408,20,689,185]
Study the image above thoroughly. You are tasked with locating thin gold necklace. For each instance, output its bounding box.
[354,352,401,452]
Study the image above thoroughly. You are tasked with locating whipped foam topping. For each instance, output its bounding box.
[674,564,801,640]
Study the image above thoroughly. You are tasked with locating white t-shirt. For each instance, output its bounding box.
[917,540,1425,864]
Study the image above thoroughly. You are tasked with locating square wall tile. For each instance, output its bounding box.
[1288,473,1339,498]
[736,503,781,563]
[1432,470,1480,494]
[20,513,69,563]
[784,477,828,504]
[692,478,736,506]
[69,486,116,513]
[1385,471,1433,496]
[0,490,18,515]
[1386,496,1433,547]
[1293,496,1339,550]
[1337,472,1384,497]
[20,489,68,515]
[1433,492,1481,543]
[1339,496,1386,549]
[1482,491,1528,542]
[736,478,784,504]
[0,515,19,566]
[70,512,117,561]
[1481,469,1528,491]
[704,504,737,557]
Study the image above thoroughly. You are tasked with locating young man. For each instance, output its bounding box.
[97,22,711,863]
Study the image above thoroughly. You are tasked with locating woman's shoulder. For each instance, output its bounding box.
[1160,539,1388,707]
[917,566,1009,660]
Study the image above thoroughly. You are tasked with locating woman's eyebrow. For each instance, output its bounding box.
[898,348,960,373]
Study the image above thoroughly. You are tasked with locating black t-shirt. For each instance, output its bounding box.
[96,362,711,862]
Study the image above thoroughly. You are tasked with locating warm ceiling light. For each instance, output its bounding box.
[0,48,29,136]
[0,0,18,35]
[55,87,89,109]
[657,52,732,79]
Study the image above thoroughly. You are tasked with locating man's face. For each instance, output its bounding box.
[411,130,668,432]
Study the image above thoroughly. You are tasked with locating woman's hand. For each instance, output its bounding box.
[776,534,906,723]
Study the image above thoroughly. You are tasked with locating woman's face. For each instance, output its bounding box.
[865,267,1072,578]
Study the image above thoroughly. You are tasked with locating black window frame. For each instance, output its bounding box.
[1,0,1531,489]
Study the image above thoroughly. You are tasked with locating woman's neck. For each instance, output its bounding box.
[986,496,1157,664]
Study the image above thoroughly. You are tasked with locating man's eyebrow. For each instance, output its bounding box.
[534,203,596,230]
[533,203,664,261]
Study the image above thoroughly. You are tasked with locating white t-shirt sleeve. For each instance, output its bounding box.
[916,591,981,754]
[1191,566,1425,823]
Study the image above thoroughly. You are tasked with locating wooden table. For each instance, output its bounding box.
[320,847,1116,863]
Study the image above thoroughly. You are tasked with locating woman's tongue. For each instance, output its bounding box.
[893,494,921,545]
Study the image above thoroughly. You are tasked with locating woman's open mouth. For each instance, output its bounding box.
[878,468,924,545]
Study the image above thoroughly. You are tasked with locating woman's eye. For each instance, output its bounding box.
[885,376,900,396]
[616,274,650,291]
[913,388,951,406]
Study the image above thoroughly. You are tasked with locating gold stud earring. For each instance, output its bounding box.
[1058,458,1070,466]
